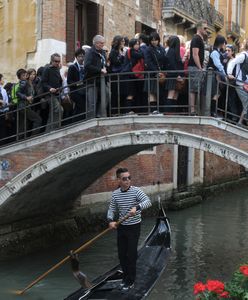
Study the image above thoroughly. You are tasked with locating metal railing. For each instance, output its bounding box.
[163,0,224,29]
[0,69,246,147]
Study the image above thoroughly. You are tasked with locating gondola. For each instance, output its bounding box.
[65,202,171,300]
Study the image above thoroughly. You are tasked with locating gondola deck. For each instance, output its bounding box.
[65,206,171,300]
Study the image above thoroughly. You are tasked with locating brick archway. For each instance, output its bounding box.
[0,127,247,221]
[0,116,248,223]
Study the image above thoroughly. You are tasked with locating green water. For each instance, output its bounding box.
[1,186,248,300]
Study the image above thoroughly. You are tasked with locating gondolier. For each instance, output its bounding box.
[65,199,171,300]
[107,167,152,291]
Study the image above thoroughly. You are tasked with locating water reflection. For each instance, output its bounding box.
[1,187,248,299]
[149,187,248,299]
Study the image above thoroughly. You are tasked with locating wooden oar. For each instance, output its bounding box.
[13,213,131,295]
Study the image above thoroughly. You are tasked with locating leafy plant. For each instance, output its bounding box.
[194,264,248,300]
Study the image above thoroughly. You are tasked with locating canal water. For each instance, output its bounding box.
[1,186,248,300]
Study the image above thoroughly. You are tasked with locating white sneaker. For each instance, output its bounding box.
[121,283,134,291]
[152,110,159,114]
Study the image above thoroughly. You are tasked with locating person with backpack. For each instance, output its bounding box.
[124,38,144,114]
[223,45,242,122]
[227,39,248,126]
[207,35,227,117]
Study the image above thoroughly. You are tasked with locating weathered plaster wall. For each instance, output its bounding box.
[26,0,67,74]
[0,0,37,81]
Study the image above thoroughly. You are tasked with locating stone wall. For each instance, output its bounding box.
[82,144,174,195]
[204,152,241,185]
[42,0,66,41]
[96,0,162,48]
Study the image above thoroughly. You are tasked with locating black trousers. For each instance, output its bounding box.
[117,223,141,285]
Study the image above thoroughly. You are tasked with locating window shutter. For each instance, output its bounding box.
[66,0,76,62]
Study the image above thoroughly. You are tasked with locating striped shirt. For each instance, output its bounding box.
[107,186,152,225]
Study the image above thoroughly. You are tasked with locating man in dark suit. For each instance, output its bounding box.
[84,35,109,118]
[67,48,86,122]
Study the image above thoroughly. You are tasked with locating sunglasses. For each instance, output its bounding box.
[121,176,131,181]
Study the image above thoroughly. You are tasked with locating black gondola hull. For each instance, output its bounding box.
[65,208,171,300]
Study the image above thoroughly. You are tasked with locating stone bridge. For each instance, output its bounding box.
[0,115,247,225]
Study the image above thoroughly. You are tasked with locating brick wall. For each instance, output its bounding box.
[42,0,66,41]
[204,152,241,185]
[1,120,246,192]
[40,0,164,60]
[82,145,242,194]
[88,0,162,48]
[102,0,138,47]
[82,144,174,194]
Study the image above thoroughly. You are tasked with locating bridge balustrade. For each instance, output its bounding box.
[0,69,246,147]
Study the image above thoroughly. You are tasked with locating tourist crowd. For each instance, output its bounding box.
[0,19,247,145]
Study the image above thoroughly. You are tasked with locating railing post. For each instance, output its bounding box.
[100,74,107,117]
[203,68,213,116]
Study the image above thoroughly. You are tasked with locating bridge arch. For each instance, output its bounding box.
[0,127,247,224]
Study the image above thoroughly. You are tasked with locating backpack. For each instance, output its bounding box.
[127,49,144,79]
[36,78,44,98]
[11,83,20,105]
[240,53,248,82]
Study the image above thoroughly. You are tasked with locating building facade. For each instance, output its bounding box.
[0,0,163,80]
[0,0,245,198]
[2,0,248,79]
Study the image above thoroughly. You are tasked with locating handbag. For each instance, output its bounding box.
[175,78,186,92]
[127,49,144,79]
[132,60,145,79]
[158,72,166,85]
[153,51,166,85]
[61,95,73,111]
[235,53,248,91]
[243,82,248,92]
